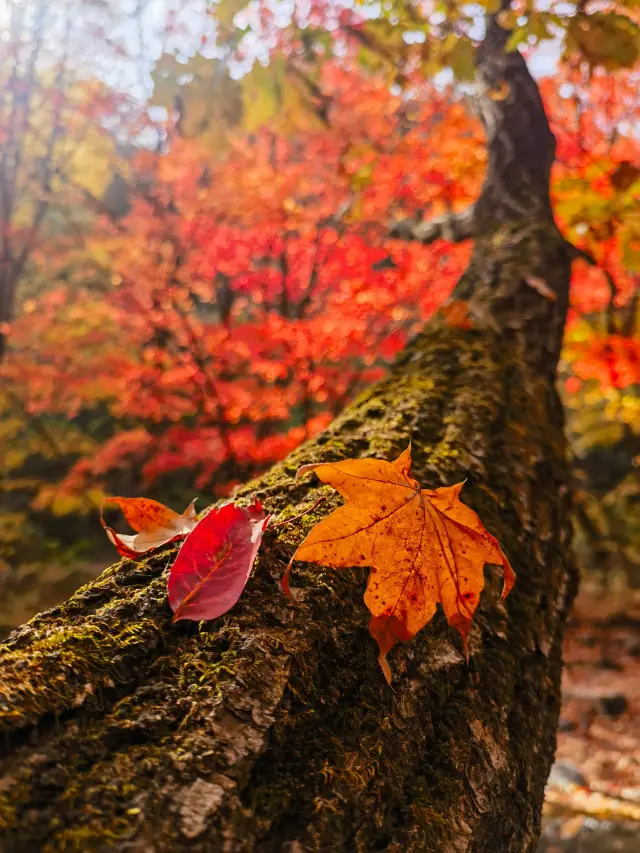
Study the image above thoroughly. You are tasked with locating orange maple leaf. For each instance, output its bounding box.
[101,496,198,558]
[283,445,515,683]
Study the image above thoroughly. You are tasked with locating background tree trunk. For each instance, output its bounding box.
[0,15,578,853]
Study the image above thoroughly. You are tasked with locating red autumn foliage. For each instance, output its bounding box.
[0,57,637,517]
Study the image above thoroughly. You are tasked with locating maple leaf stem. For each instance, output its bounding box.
[271,497,327,529]
[277,497,330,601]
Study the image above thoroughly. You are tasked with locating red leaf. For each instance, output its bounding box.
[101,497,198,558]
[168,498,271,623]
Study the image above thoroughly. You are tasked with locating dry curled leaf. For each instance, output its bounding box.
[283,445,514,683]
[168,498,270,623]
[101,496,198,558]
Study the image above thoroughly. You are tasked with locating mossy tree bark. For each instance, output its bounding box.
[0,12,578,853]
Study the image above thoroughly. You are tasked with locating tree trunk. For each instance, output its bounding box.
[0,16,578,853]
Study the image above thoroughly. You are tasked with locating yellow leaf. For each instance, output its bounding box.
[567,13,640,70]
[446,39,476,82]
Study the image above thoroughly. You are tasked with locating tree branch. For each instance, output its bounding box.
[389,207,475,244]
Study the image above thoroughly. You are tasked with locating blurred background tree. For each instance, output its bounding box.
[0,0,637,633]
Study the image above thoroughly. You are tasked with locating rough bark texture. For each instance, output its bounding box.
[0,13,578,853]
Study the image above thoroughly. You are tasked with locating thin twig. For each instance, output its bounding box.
[271,497,327,529]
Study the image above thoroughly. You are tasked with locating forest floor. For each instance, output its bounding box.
[538,580,640,852]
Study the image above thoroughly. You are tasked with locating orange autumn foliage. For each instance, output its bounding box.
[285,446,515,683]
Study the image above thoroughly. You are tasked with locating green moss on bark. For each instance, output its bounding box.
[0,293,576,850]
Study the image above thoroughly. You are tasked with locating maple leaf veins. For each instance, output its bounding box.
[284,445,515,683]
